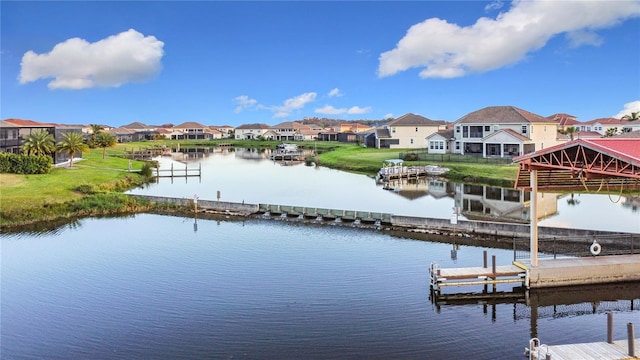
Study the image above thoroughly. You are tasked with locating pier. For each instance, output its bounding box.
[377,158,449,183]
[152,163,201,178]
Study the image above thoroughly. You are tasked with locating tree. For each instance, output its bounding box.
[621,111,639,121]
[88,124,103,148]
[564,126,578,140]
[22,129,55,156]
[604,127,618,137]
[94,132,117,159]
[57,132,89,167]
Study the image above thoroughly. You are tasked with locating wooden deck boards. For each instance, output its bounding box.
[438,265,524,279]
[532,339,639,360]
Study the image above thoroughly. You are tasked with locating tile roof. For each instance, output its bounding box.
[389,113,445,126]
[489,128,531,142]
[546,113,580,127]
[174,121,208,129]
[615,130,640,138]
[235,123,271,130]
[583,117,629,125]
[456,106,554,124]
[427,129,454,139]
[122,121,149,129]
[0,120,19,128]
[272,121,309,129]
[2,118,57,127]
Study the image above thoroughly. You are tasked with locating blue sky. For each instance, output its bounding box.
[2,1,639,127]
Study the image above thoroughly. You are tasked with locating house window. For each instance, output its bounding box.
[430,141,434,150]
[463,126,469,138]
[484,126,490,132]
[410,139,414,144]
[455,142,460,150]
[392,128,396,133]
[415,127,418,132]
[521,126,527,134]
[439,142,443,150]
[456,126,460,133]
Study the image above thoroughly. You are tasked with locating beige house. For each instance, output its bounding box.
[383,113,447,149]
[454,106,560,158]
[235,123,271,139]
[172,121,215,140]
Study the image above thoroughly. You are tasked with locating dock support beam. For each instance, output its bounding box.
[530,169,539,267]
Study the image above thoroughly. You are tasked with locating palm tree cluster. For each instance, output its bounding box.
[21,125,117,167]
[621,111,639,121]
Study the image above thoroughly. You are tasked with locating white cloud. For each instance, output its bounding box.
[315,105,347,115]
[614,100,640,119]
[347,106,372,115]
[19,29,164,89]
[485,1,504,12]
[378,0,640,79]
[328,88,343,97]
[272,92,317,118]
[233,95,258,113]
[566,30,603,48]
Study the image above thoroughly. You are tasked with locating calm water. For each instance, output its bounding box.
[128,148,640,233]
[2,214,639,359]
[2,149,639,359]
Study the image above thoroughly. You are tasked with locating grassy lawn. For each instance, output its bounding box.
[0,148,147,213]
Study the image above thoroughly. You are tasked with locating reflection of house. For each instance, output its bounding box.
[381,178,455,200]
[454,106,560,158]
[373,113,446,149]
[454,183,559,222]
[234,147,270,160]
[235,123,271,140]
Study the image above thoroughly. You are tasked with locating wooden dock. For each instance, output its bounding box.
[527,338,639,360]
[429,252,526,292]
[153,163,201,178]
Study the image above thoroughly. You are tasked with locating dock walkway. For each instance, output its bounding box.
[528,339,639,360]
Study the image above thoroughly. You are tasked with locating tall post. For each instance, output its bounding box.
[530,169,539,267]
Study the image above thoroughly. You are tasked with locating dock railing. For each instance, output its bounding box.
[513,233,637,260]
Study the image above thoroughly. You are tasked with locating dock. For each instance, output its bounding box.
[153,163,201,178]
[429,251,526,292]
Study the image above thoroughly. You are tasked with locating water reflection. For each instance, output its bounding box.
[128,147,638,234]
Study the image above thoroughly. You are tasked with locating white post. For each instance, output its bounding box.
[530,169,539,267]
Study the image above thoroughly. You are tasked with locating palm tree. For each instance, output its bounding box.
[564,126,578,140]
[94,132,117,159]
[22,129,55,156]
[604,127,618,137]
[57,132,89,167]
[621,111,640,121]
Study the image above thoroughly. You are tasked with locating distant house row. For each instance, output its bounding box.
[2,106,639,164]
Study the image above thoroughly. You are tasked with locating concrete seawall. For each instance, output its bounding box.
[128,194,637,239]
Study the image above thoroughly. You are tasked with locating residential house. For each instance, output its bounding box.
[583,117,640,137]
[547,113,580,131]
[107,127,136,143]
[426,129,454,154]
[1,118,82,164]
[267,122,313,141]
[334,122,373,133]
[453,106,559,158]
[172,121,215,140]
[365,128,395,148]
[380,113,446,149]
[121,121,156,141]
[235,123,271,140]
[210,125,235,138]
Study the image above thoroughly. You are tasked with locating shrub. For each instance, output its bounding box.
[0,153,52,174]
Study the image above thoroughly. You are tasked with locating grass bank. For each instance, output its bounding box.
[1,140,517,229]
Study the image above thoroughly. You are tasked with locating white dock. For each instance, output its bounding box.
[429,260,526,291]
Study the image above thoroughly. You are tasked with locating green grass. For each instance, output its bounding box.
[0,140,520,228]
[0,148,149,217]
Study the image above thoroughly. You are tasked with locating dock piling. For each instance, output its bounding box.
[628,322,635,357]
[483,250,488,268]
[607,312,614,344]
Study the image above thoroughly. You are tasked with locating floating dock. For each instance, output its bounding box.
[527,338,639,360]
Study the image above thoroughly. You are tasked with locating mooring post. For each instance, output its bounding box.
[171,163,174,178]
[628,322,635,357]
[492,255,496,274]
[483,250,488,268]
[607,312,614,344]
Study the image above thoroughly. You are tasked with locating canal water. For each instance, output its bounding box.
[129,148,640,233]
[2,214,639,359]
[2,148,639,359]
